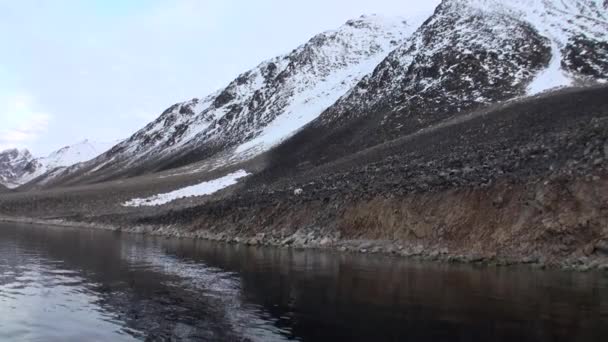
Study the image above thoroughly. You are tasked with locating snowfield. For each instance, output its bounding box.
[123,170,250,207]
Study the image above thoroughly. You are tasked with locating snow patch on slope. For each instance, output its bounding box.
[462,0,607,94]
[123,170,250,207]
[527,43,572,94]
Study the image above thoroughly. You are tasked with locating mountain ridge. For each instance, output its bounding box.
[42,15,418,186]
[0,148,33,188]
[266,0,608,170]
[12,0,608,189]
[0,140,116,188]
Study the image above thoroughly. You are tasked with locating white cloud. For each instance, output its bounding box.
[0,93,51,151]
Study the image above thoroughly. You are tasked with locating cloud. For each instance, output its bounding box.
[0,93,51,151]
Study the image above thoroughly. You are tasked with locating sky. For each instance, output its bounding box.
[0,0,440,155]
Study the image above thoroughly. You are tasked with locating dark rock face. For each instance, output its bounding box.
[563,35,608,80]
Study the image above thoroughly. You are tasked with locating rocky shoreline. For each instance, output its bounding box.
[2,215,607,272]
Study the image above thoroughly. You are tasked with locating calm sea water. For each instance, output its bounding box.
[0,222,607,341]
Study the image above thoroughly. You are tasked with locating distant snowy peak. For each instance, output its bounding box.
[0,148,34,188]
[44,139,115,170]
[80,15,418,178]
[15,140,117,186]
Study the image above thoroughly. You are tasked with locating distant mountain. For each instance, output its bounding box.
[1,140,115,188]
[0,149,34,188]
[38,15,421,185]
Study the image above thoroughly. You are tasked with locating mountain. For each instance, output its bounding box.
[0,148,34,188]
[17,1,608,188]
[4,140,116,188]
[2,2,608,268]
[36,15,421,185]
[267,0,608,170]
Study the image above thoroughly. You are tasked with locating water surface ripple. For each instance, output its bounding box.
[0,223,607,341]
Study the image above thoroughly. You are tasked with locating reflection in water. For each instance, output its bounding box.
[0,223,607,341]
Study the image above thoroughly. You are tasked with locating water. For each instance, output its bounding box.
[0,223,607,341]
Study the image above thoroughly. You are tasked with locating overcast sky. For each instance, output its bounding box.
[0,0,439,155]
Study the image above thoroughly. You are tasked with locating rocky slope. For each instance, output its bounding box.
[0,149,34,188]
[38,15,418,186]
[270,0,608,170]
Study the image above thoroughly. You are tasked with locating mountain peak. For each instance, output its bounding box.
[0,139,118,188]
[53,15,417,183]
[0,148,35,188]
[273,0,608,167]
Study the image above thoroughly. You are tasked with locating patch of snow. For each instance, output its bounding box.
[527,43,572,94]
[462,0,607,94]
[123,170,250,207]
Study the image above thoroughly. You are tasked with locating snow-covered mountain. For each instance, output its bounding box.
[1,140,116,188]
[0,148,35,188]
[42,15,420,183]
[273,0,608,166]
[18,1,608,187]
